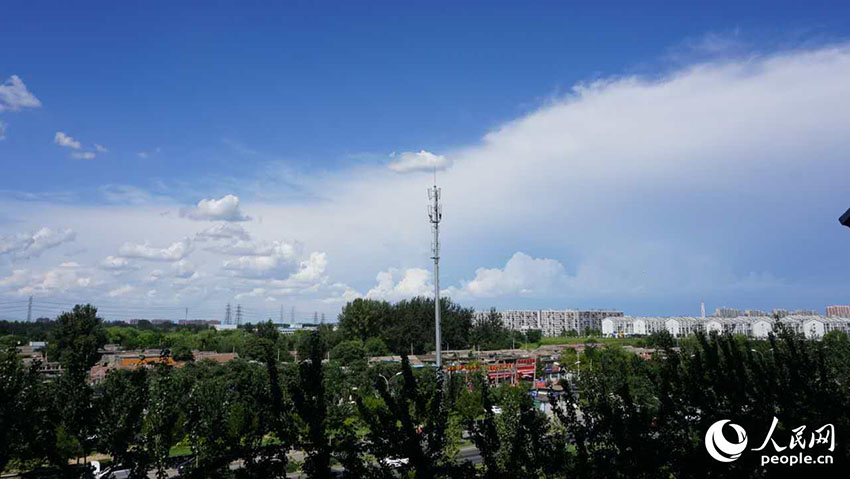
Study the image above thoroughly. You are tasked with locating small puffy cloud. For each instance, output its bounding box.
[208,238,298,259]
[365,268,432,301]
[118,238,193,261]
[107,285,134,297]
[54,131,82,149]
[236,287,268,300]
[5,264,94,296]
[322,283,362,304]
[0,227,76,260]
[196,223,250,241]
[388,150,451,173]
[180,194,250,222]
[146,269,164,283]
[137,152,149,158]
[0,75,41,112]
[171,259,196,279]
[71,151,96,160]
[94,144,108,153]
[447,252,568,299]
[100,256,138,271]
[222,255,290,278]
[288,252,327,283]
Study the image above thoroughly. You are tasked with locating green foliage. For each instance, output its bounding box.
[330,339,366,366]
[53,304,107,372]
[525,329,543,344]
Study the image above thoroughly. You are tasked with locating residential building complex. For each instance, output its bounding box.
[826,305,850,318]
[474,309,624,336]
[602,314,850,339]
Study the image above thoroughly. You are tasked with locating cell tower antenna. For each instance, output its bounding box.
[27,296,33,322]
[428,169,443,369]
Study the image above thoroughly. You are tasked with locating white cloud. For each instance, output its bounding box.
[196,223,250,241]
[288,252,327,283]
[388,150,451,173]
[71,151,96,160]
[171,259,196,279]
[222,255,291,278]
[5,44,850,316]
[322,283,362,304]
[0,75,41,112]
[118,238,193,261]
[137,152,149,158]
[4,264,94,296]
[146,269,165,283]
[108,285,134,297]
[94,144,108,153]
[54,131,82,150]
[447,252,568,298]
[365,268,432,301]
[180,194,250,221]
[0,227,76,260]
[100,256,138,271]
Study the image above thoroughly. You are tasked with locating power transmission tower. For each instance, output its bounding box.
[184,307,188,322]
[321,312,326,323]
[313,311,318,323]
[290,306,295,323]
[236,304,243,326]
[27,296,32,322]
[225,303,232,325]
[428,173,443,369]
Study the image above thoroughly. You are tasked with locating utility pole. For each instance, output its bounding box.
[428,171,443,369]
[27,296,32,322]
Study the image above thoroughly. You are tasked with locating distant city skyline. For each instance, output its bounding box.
[2,3,850,318]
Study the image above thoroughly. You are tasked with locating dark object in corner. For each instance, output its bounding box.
[841,207,850,228]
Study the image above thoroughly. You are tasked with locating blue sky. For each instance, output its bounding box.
[1,2,850,322]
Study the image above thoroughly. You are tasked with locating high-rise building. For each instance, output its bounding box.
[714,308,741,318]
[473,308,624,336]
[826,305,850,318]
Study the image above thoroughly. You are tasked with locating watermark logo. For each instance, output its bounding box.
[705,419,748,462]
[705,417,835,466]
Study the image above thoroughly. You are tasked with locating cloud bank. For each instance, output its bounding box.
[2,44,850,319]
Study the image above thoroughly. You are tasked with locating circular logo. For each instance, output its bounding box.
[705,419,748,462]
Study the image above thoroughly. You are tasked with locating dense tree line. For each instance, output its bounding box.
[2,303,850,477]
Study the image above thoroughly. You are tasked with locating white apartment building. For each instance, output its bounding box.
[601,315,850,340]
[473,309,624,336]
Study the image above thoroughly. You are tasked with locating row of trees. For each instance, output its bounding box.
[3,303,850,477]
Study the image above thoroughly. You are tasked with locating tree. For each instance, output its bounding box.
[525,329,542,345]
[330,340,366,367]
[0,348,56,472]
[53,304,107,373]
[291,331,332,479]
[96,369,150,477]
[337,299,392,342]
[364,337,390,357]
